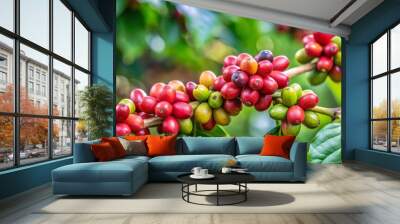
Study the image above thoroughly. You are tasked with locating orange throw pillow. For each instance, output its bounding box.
[146,135,177,157]
[260,135,296,159]
[101,137,126,158]
[125,135,148,141]
[91,142,117,162]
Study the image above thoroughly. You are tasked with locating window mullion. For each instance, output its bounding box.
[48,0,54,160]
[388,30,391,152]
[71,10,76,155]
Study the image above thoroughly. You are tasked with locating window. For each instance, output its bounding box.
[370,23,400,154]
[0,0,91,170]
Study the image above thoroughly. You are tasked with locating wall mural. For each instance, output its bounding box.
[116,0,342,163]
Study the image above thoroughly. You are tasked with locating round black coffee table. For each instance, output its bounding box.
[177,173,255,206]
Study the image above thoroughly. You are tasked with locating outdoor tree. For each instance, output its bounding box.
[0,85,59,151]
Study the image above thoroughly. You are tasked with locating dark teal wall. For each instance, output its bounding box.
[344,0,400,170]
[0,0,115,200]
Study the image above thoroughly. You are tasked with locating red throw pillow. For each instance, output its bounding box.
[91,142,117,162]
[260,135,295,159]
[146,135,177,157]
[101,137,126,158]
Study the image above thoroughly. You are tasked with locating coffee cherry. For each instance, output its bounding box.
[140,96,157,114]
[162,116,180,135]
[179,118,193,135]
[257,60,273,77]
[213,108,230,126]
[308,71,328,85]
[256,50,274,62]
[220,82,241,100]
[135,128,150,136]
[175,91,190,103]
[193,84,211,102]
[281,120,301,136]
[232,70,249,88]
[295,48,313,64]
[172,102,193,119]
[281,86,298,107]
[302,34,315,45]
[329,65,342,82]
[255,94,272,111]
[313,32,334,46]
[158,85,176,103]
[195,102,212,124]
[290,83,303,99]
[125,114,144,132]
[223,99,242,116]
[303,111,320,128]
[334,51,342,66]
[185,81,197,100]
[116,123,131,136]
[240,88,260,106]
[155,101,173,118]
[298,93,319,110]
[305,41,323,57]
[168,80,186,92]
[331,36,342,50]
[269,104,288,120]
[149,82,166,99]
[272,55,290,71]
[223,55,238,67]
[236,53,252,66]
[208,91,224,109]
[248,75,264,90]
[199,71,217,89]
[202,118,216,130]
[129,88,147,111]
[222,65,240,82]
[213,76,226,91]
[316,56,334,72]
[261,76,278,95]
[269,71,289,89]
[324,43,339,57]
[240,57,258,75]
[286,105,305,125]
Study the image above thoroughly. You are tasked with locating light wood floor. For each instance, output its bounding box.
[1,162,400,224]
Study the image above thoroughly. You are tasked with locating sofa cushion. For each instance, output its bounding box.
[236,155,293,172]
[53,158,147,183]
[180,137,235,155]
[260,135,295,159]
[235,137,263,155]
[91,142,118,162]
[149,154,235,172]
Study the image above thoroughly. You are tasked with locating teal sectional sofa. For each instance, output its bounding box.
[52,137,307,196]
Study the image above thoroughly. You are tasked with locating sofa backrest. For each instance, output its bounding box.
[73,139,100,163]
[235,137,264,155]
[178,137,236,155]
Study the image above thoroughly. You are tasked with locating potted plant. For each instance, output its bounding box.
[79,84,113,140]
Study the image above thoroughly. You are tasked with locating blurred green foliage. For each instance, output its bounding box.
[116,0,341,138]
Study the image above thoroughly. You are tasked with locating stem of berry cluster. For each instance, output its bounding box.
[309,106,341,119]
[144,117,162,128]
[284,62,315,78]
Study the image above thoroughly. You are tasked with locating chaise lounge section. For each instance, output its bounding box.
[52,137,307,196]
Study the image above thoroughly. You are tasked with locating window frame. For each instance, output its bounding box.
[0,0,92,171]
[370,21,400,154]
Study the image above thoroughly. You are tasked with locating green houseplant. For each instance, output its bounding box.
[79,84,113,140]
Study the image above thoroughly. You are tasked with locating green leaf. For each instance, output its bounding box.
[195,124,230,137]
[265,125,281,136]
[308,122,341,164]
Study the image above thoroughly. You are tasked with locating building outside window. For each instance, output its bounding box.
[370,23,400,154]
[0,0,91,170]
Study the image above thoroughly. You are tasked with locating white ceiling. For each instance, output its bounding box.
[166,0,384,38]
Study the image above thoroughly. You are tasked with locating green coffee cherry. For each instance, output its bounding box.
[269,104,288,120]
[295,48,313,64]
[179,118,193,135]
[290,83,303,99]
[189,101,200,110]
[331,36,341,50]
[281,87,298,107]
[282,120,301,136]
[195,102,212,124]
[334,51,342,66]
[303,111,320,128]
[308,71,328,85]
